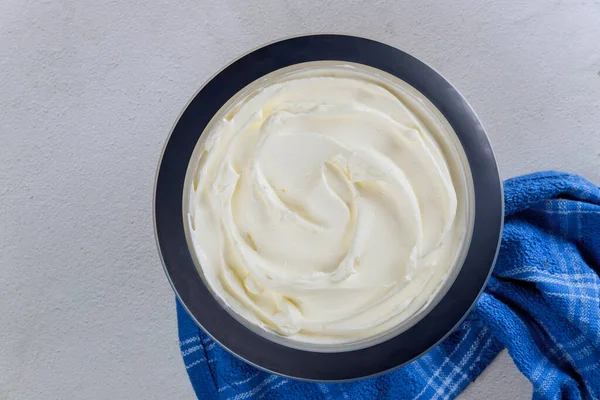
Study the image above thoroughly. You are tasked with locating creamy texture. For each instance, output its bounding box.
[187,65,468,344]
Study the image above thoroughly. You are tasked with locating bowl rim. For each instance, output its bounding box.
[154,34,504,382]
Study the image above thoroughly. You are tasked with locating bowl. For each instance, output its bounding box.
[154,34,503,381]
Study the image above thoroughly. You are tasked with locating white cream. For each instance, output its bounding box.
[186,65,468,344]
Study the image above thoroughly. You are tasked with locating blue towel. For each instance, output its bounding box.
[176,171,600,400]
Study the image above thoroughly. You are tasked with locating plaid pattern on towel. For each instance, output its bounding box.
[177,171,600,400]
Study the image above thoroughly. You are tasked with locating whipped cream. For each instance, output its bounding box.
[186,65,469,345]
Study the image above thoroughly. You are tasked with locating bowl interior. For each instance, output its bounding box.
[182,61,476,353]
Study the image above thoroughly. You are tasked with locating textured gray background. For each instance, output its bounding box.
[1,0,599,398]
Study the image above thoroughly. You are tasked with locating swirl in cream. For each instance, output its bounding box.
[186,65,468,344]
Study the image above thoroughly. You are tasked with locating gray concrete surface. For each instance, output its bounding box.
[1,0,599,398]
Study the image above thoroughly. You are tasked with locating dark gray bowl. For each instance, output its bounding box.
[154,34,503,382]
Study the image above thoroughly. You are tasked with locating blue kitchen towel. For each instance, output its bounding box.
[176,171,600,400]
